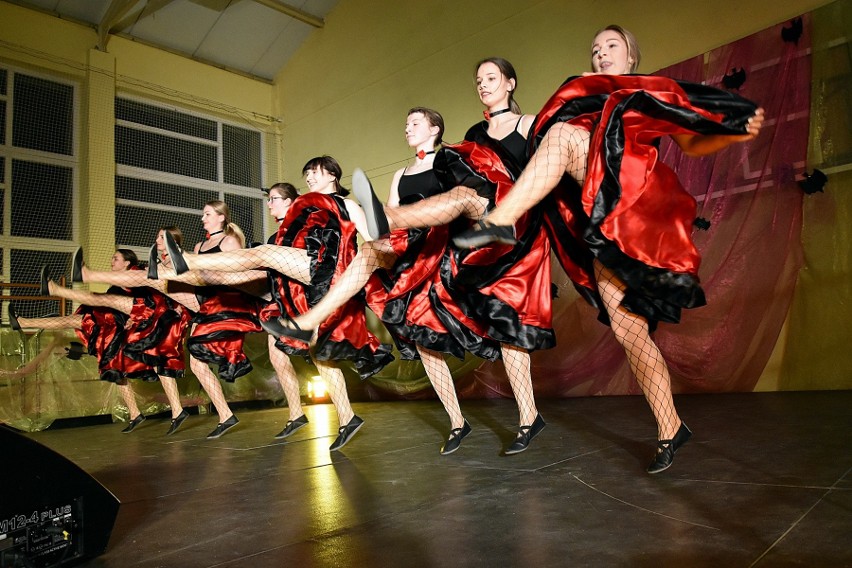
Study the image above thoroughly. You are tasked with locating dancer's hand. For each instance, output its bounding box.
[744,107,765,139]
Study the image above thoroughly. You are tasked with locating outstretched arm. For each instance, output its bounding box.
[672,108,765,157]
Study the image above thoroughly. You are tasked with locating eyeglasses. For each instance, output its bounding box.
[266,196,284,203]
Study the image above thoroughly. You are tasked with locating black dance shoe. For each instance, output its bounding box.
[329,415,364,451]
[352,168,389,239]
[121,414,146,433]
[39,266,51,297]
[207,414,239,439]
[166,409,190,436]
[258,316,288,338]
[504,413,546,455]
[8,303,21,332]
[453,220,517,249]
[146,244,161,279]
[279,320,313,343]
[274,414,309,439]
[71,247,84,283]
[440,420,472,456]
[646,422,692,474]
[163,231,189,275]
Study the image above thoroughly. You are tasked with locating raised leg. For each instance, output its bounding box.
[15,314,83,330]
[47,281,134,314]
[386,186,488,231]
[291,239,397,331]
[485,123,590,226]
[177,245,312,285]
[82,267,152,289]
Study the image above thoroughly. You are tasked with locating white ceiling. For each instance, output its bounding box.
[5,0,341,81]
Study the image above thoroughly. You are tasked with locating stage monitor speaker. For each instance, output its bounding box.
[0,425,120,567]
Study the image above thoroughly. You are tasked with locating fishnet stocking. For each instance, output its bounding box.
[82,267,151,288]
[182,245,311,285]
[315,360,354,426]
[159,376,184,420]
[47,282,133,314]
[292,238,397,330]
[178,269,269,298]
[486,123,591,226]
[594,260,680,440]
[386,186,488,230]
[189,349,233,423]
[418,346,464,430]
[501,344,538,426]
[80,268,191,307]
[267,335,304,421]
[117,383,141,419]
[16,314,83,330]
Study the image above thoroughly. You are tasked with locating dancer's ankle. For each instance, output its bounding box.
[485,211,513,226]
[290,316,312,331]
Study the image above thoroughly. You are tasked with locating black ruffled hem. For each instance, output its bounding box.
[312,340,395,380]
[385,321,467,361]
[587,228,706,324]
[429,288,503,362]
[187,342,253,383]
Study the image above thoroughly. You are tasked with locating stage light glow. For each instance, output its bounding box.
[307,376,328,402]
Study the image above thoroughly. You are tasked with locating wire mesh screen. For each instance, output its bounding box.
[1,61,275,322]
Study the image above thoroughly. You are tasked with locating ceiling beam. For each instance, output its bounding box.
[98,0,179,51]
[252,0,324,28]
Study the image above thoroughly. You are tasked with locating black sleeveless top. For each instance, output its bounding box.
[398,169,442,203]
[198,236,224,254]
[498,128,527,166]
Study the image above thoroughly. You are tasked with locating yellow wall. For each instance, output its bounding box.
[0,1,278,272]
[275,0,835,192]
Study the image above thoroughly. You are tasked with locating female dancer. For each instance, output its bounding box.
[361,26,764,472]
[15,249,188,434]
[283,61,555,455]
[79,215,266,439]
[257,182,310,439]
[267,108,489,454]
[160,157,393,450]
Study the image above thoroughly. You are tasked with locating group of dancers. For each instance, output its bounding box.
[9,24,764,472]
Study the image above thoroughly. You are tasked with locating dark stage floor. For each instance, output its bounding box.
[14,391,852,567]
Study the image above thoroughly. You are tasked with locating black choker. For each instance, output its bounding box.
[483,108,511,120]
[415,150,435,160]
[206,230,223,239]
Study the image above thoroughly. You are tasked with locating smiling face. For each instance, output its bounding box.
[476,61,515,109]
[405,112,439,150]
[303,166,337,194]
[591,29,633,75]
[201,205,226,234]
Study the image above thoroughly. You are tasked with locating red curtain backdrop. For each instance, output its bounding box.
[458,17,810,399]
